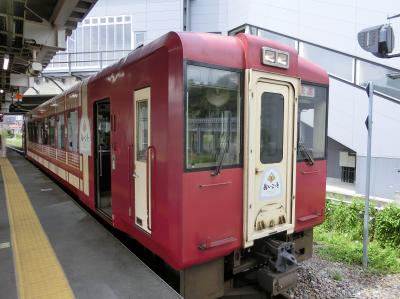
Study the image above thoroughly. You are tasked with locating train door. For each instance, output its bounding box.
[94,100,112,219]
[244,71,298,247]
[133,87,152,233]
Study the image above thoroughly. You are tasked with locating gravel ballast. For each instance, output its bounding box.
[288,255,400,299]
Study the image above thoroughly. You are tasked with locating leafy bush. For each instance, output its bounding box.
[375,205,400,249]
[315,227,400,273]
[322,199,376,241]
[315,199,400,273]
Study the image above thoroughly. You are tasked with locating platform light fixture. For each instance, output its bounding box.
[0,89,4,93]
[261,47,289,69]
[3,54,9,70]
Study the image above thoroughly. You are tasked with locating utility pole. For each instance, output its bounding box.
[363,82,373,270]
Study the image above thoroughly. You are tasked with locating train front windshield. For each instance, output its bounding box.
[297,84,328,162]
[185,64,242,170]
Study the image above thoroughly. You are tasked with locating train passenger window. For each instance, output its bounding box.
[67,110,79,152]
[136,100,148,161]
[27,123,33,142]
[260,92,284,164]
[298,85,328,160]
[43,119,49,145]
[57,114,65,149]
[37,121,43,144]
[30,122,38,143]
[49,116,56,147]
[186,64,241,170]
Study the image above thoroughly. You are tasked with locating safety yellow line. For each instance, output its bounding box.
[0,158,75,299]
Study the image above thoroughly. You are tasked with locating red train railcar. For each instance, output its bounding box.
[26,32,328,298]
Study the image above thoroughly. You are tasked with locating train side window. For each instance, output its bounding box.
[57,114,65,149]
[34,122,38,143]
[37,121,43,144]
[185,64,242,170]
[43,118,49,145]
[30,122,37,143]
[28,123,33,142]
[67,110,79,152]
[297,85,327,160]
[136,100,148,161]
[260,92,284,164]
[49,116,56,147]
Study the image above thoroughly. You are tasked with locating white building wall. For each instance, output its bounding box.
[86,0,183,45]
[328,79,400,158]
[190,0,400,69]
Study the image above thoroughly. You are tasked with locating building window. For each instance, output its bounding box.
[339,151,356,183]
[341,167,355,183]
[185,64,242,170]
[49,15,133,70]
[134,31,145,48]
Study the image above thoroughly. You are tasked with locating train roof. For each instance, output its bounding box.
[29,31,328,115]
[89,31,329,85]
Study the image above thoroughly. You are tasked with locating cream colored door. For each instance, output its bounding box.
[134,87,152,233]
[244,72,297,246]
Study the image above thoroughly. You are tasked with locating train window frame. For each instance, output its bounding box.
[297,82,329,162]
[56,112,66,150]
[260,92,284,164]
[66,108,79,153]
[183,60,244,172]
[48,116,56,147]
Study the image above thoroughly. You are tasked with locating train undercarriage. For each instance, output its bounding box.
[179,230,313,299]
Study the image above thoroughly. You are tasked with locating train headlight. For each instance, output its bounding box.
[277,52,289,67]
[261,47,289,69]
[263,49,276,63]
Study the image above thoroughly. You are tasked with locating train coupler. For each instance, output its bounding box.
[255,239,298,295]
[257,266,297,296]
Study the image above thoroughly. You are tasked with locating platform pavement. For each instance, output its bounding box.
[0,150,181,299]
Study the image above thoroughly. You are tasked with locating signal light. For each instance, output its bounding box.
[358,24,396,58]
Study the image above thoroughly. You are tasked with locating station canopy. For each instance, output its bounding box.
[0,0,97,95]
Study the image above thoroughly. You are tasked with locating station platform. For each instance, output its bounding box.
[0,150,181,299]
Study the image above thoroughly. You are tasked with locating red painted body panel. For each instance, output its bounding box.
[295,160,327,232]
[26,32,328,271]
[182,169,243,267]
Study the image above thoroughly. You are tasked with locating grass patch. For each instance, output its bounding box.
[6,134,22,149]
[331,270,343,281]
[314,199,400,274]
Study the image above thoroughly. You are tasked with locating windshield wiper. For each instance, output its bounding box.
[298,142,315,166]
[212,111,231,176]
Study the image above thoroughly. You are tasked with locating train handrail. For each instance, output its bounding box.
[146,145,156,231]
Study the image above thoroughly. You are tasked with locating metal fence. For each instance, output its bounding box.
[44,49,132,74]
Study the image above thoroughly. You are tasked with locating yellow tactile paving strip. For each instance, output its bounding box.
[0,158,75,299]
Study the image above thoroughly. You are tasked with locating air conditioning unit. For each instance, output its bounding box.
[339,152,356,168]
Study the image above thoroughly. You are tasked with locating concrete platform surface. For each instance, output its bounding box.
[0,150,181,299]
